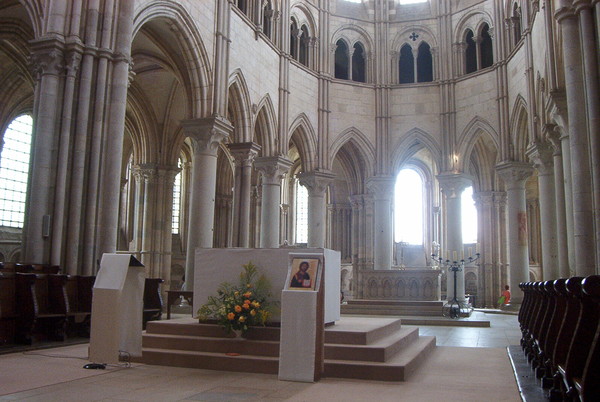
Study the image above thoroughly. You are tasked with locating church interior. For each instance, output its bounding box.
[1,0,599,400]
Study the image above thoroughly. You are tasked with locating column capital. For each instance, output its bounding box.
[526,139,554,175]
[545,124,562,153]
[366,176,395,200]
[133,163,157,182]
[227,142,262,167]
[496,161,534,188]
[298,170,335,196]
[30,38,65,78]
[181,115,233,156]
[349,194,365,209]
[436,172,472,199]
[254,155,293,185]
[473,191,495,206]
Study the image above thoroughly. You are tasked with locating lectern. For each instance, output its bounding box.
[89,254,145,363]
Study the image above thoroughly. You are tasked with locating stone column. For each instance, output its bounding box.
[496,161,534,307]
[547,126,571,278]
[437,173,471,303]
[367,176,395,271]
[298,170,335,248]
[527,140,559,280]
[474,191,495,307]
[181,116,232,290]
[227,142,261,247]
[137,164,157,268]
[555,5,596,276]
[254,156,293,248]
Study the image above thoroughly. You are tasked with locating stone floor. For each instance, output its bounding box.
[0,312,523,401]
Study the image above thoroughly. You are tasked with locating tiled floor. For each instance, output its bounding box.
[0,312,522,402]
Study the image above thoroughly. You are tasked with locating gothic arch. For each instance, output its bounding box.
[290,3,317,38]
[17,0,42,38]
[331,24,375,55]
[228,70,253,143]
[330,127,375,174]
[510,95,530,161]
[289,113,318,172]
[457,117,500,171]
[125,84,160,165]
[453,10,494,44]
[330,130,373,195]
[253,94,277,157]
[133,2,212,117]
[392,25,438,52]
[391,128,442,173]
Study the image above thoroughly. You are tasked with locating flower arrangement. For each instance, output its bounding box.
[196,262,274,335]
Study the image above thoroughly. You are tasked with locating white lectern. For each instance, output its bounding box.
[89,254,145,363]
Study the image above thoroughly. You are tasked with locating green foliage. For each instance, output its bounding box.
[196,262,276,334]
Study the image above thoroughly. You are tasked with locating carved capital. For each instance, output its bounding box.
[181,115,232,157]
[254,155,293,185]
[227,142,262,167]
[366,176,395,201]
[30,46,64,78]
[496,161,534,189]
[133,163,157,183]
[298,170,335,196]
[526,139,554,175]
[65,51,82,78]
[436,172,472,199]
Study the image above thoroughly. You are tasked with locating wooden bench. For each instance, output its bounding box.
[574,275,600,401]
[65,275,95,337]
[166,290,193,319]
[0,272,17,345]
[143,278,164,329]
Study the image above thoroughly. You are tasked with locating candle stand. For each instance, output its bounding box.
[431,252,480,319]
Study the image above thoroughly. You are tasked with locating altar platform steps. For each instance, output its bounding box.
[137,316,435,382]
[341,299,445,316]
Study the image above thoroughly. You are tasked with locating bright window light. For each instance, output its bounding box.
[394,169,423,244]
[399,0,427,4]
[461,186,478,244]
[172,158,182,234]
[295,180,308,243]
[0,114,33,228]
[344,0,362,3]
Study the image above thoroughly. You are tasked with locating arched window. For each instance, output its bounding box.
[236,0,248,15]
[295,179,309,244]
[417,41,433,82]
[461,186,478,244]
[512,3,522,45]
[0,114,33,228]
[399,43,414,84]
[299,25,309,67]
[263,1,273,40]
[172,158,182,234]
[335,39,349,79]
[290,19,299,60]
[480,23,493,69]
[394,169,423,244]
[465,29,477,74]
[352,42,366,82]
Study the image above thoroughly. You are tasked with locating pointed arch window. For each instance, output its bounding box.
[0,114,33,228]
[352,42,366,82]
[512,3,522,46]
[290,19,299,60]
[295,179,309,244]
[399,43,414,84]
[172,158,182,234]
[465,29,477,74]
[236,0,248,15]
[417,42,433,82]
[394,169,424,245]
[335,39,350,79]
[263,1,273,40]
[480,23,493,69]
[461,186,478,244]
[299,25,310,67]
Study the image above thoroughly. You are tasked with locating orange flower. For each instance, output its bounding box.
[234,305,242,313]
[242,303,250,310]
[250,310,256,316]
[246,283,252,288]
[227,312,235,320]
[238,316,246,322]
[243,291,252,298]
[252,301,260,308]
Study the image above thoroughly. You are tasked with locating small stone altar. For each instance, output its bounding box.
[356,267,442,301]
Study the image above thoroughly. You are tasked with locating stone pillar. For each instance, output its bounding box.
[555,5,596,276]
[474,191,494,307]
[227,142,261,247]
[527,140,559,280]
[437,173,472,303]
[367,176,395,271]
[254,156,293,248]
[298,170,335,248]
[137,164,157,268]
[496,161,534,307]
[181,116,232,290]
[547,127,571,278]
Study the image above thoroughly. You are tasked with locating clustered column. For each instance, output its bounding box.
[181,116,232,290]
[496,161,534,307]
[367,176,395,271]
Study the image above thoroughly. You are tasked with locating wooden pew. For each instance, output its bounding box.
[0,272,17,345]
[575,275,600,401]
[65,275,95,337]
[15,273,69,344]
[143,278,164,329]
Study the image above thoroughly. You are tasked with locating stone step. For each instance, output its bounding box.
[324,316,404,345]
[324,336,437,381]
[142,333,280,357]
[341,305,443,316]
[347,299,445,307]
[145,319,281,341]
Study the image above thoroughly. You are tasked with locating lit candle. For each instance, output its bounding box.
[468,247,472,257]
[453,251,457,261]
[461,250,464,260]
[445,250,449,260]
[476,243,480,253]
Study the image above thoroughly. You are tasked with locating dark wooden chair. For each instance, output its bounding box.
[0,272,17,345]
[143,278,164,329]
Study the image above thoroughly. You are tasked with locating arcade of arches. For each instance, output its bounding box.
[0,0,599,310]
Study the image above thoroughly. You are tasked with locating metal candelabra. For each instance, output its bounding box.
[431,251,481,319]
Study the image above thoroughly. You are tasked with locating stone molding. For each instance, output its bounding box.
[254,155,293,185]
[181,115,233,156]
